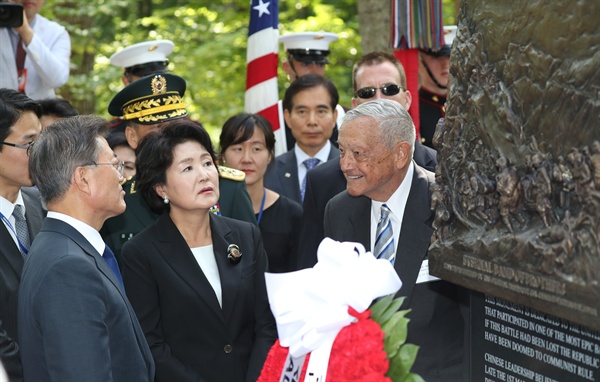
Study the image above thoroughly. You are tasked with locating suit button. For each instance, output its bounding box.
[224,344,233,353]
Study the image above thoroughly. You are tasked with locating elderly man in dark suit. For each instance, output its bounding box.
[264,74,340,204]
[324,99,465,381]
[296,52,438,269]
[0,89,45,382]
[18,115,154,381]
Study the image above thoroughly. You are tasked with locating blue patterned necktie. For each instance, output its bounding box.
[102,245,125,290]
[301,158,321,201]
[12,205,30,256]
[374,204,395,264]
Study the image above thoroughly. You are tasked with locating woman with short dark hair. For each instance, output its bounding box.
[121,119,276,382]
[219,113,302,273]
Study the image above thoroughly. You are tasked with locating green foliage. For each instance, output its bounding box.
[370,294,422,382]
[43,0,456,138]
[43,0,360,139]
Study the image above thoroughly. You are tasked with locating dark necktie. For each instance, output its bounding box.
[301,158,321,201]
[16,37,26,74]
[102,245,125,290]
[12,205,30,256]
[374,204,395,264]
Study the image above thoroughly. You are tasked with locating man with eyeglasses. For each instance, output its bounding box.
[418,25,457,149]
[0,88,45,382]
[19,115,155,381]
[296,51,437,270]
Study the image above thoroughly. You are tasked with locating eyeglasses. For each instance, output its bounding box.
[84,161,125,176]
[354,84,404,99]
[1,141,35,156]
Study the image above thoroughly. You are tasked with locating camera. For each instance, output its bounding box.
[0,2,24,28]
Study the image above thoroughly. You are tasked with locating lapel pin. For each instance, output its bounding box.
[227,244,242,265]
[284,172,291,178]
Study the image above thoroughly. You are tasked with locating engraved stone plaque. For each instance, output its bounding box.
[428,0,600,331]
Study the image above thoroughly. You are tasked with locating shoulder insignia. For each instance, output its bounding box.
[218,166,246,181]
[129,179,137,194]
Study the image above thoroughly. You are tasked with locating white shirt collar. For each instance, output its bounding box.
[46,211,106,256]
[370,161,415,253]
[293,140,332,167]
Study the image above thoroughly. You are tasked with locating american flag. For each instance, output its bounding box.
[245,0,286,155]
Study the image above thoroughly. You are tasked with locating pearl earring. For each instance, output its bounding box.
[163,195,169,204]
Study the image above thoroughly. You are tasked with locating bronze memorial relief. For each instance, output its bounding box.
[428,0,600,331]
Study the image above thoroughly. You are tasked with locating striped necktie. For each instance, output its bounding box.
[374,204,395,264]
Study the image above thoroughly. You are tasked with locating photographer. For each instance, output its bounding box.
[0,0,70,99]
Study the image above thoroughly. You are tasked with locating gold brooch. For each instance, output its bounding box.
[151,75,167,95]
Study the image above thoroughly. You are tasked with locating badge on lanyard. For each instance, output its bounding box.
[18,68,27,93]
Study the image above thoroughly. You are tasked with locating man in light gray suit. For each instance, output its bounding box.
[0,89,45,382]
[19,115,154,381]
[324,99,466,381]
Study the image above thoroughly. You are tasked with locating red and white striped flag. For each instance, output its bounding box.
[245,0,286,155]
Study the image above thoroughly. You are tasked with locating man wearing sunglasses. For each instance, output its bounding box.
[0,88,45,382]
[296,51,437,270]
[418,25,457,149]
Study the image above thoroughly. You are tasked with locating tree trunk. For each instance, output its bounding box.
[53,2,95,114]
[357,0,392,54]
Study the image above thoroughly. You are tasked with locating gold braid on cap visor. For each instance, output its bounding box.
[121,94,187,122]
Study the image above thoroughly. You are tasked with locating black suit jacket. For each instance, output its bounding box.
[296,142,437,269]
[101,170,256,264]
[0,187,45,382]
[264,146,340,205]
[18,218,155,382]
[121,213,277,382]
[323,164,465,382]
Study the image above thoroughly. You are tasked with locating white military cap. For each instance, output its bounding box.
[110,40,175,68]
[279,32,338,64]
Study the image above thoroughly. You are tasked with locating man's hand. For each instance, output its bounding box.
[14,9,34,45]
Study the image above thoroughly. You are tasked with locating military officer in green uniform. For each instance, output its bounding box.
[101,73,256,261]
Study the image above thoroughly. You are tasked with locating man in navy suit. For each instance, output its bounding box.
[296,52,438,269]
[0,89,45,382]
[19,115,154,381]
[324,99,465,381]
[264,74,340,204]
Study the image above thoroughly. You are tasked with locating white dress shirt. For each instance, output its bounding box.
[370,161,415,255]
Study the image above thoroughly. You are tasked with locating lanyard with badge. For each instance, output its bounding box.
[0,211,29,254]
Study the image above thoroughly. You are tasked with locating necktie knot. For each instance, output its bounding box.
[303,158,320,170]
[12,204,25,220]
[300,158,321,201]
[380,204,391,221]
